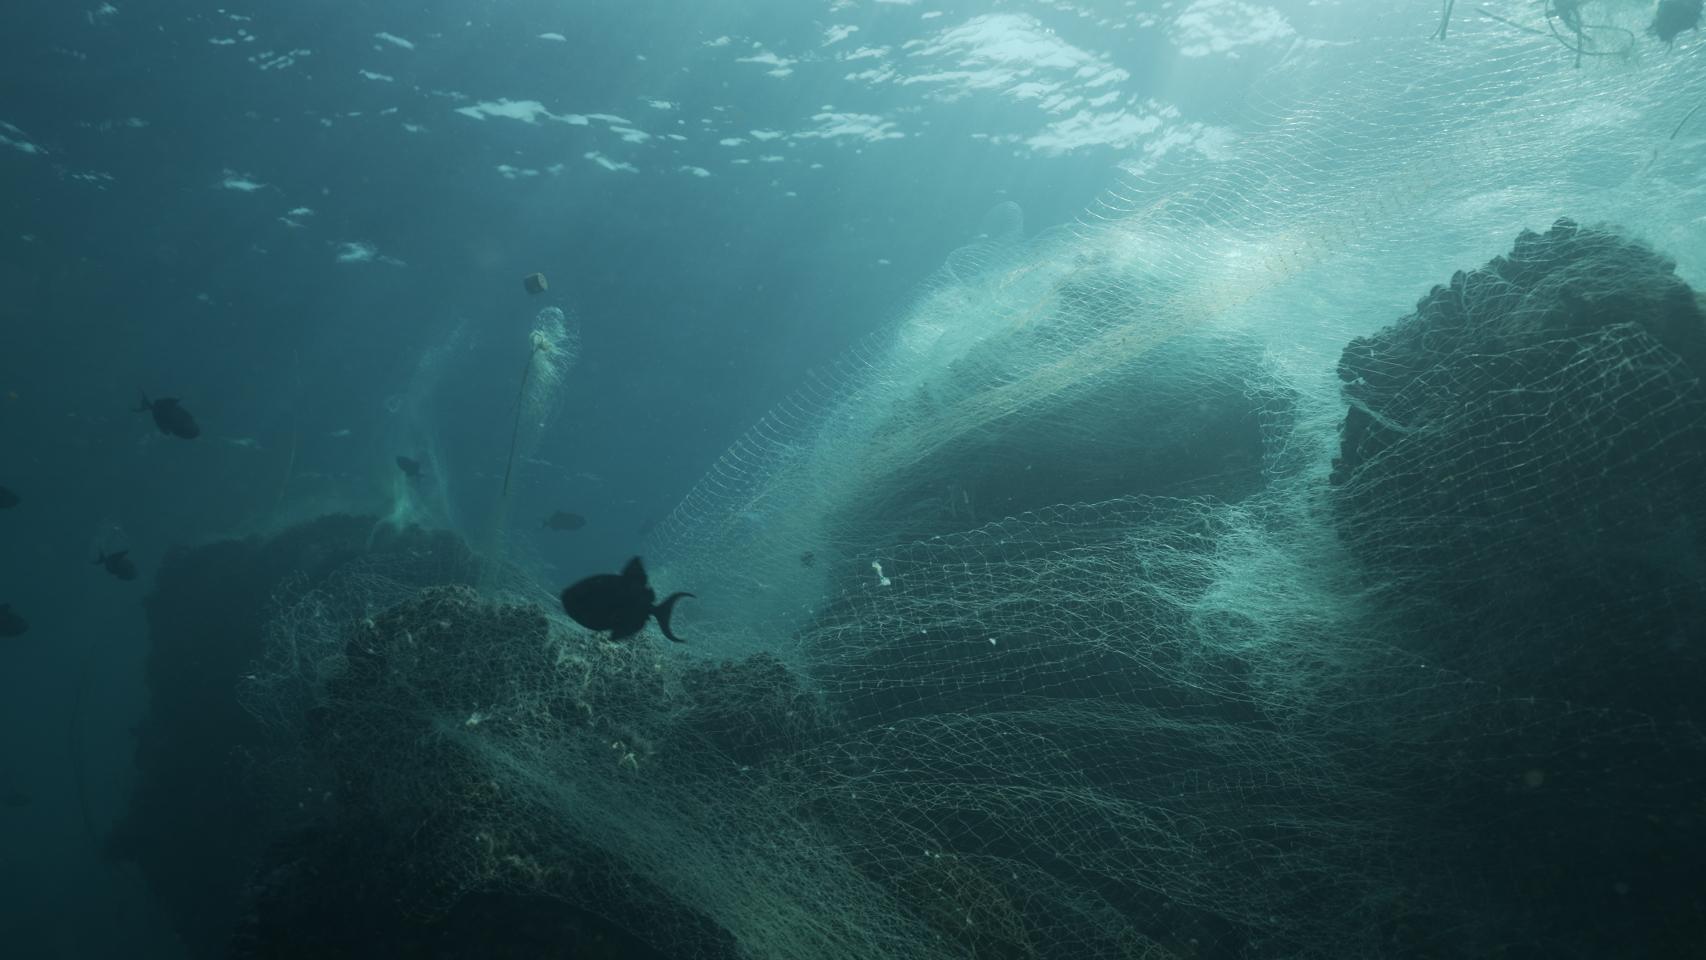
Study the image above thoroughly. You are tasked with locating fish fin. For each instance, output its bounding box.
[653,592,694,643]
[134,390,151,413]
[621,556,647,582]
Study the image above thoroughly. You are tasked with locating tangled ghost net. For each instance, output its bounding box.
[242,6,1706,959]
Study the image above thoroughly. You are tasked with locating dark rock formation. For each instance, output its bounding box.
[1329,220,1706,957]
[1332,218,1706,659]
[105,516,478,958]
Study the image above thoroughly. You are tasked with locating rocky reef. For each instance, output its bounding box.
[1330,219,1706,957]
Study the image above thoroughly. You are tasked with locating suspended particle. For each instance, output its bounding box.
[870,560,891,587]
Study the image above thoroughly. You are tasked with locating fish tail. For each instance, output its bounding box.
[92,553,105,565]
[134,390,150,413]
[653,592,695,643]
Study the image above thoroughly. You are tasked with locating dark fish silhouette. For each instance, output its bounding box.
[1650,0,1702,42]
[0,485,17,509]
[0,603,27,637]
[799,551,815,568]
[559,557,693,643]
[136,392,200,439]
[396,455,423,479]
[0,789,28,808]
[95,550,138,581]
[543,510,586,532]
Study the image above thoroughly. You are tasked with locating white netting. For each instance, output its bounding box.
[646,3,1706,658]
[500,304,581,496]
[243,5,1706,958]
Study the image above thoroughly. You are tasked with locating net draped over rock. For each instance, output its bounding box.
[235,8,1706,958]
[242,230,1706,958]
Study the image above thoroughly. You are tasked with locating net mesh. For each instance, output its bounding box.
[242,4,1706,958]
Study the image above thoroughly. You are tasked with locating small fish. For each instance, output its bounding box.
[0,485,17,509]
[1650,0,1703,42]
[135,392,200,439]
[396,455,423,479]
[326,428,353,438]
[95,550,138,581]
[0,603,27,637]
[559,557,693,643]
[799,551,815,568]
[543,510,587,532]
[0,789,29,808]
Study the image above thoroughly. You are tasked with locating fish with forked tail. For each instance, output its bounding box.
[559,557,693,643]
[136,392,200,439]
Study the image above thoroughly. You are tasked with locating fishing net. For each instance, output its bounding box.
[242,3,1706,957]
